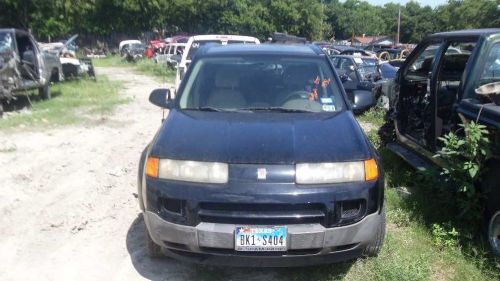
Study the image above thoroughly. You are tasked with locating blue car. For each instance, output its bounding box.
[138,44,385,267]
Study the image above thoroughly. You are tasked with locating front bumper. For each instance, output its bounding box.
[144,210,383,267]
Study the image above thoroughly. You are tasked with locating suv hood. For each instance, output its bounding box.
[151,110,372,164]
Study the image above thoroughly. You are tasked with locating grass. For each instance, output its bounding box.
[0,77,127,130]
[92,55,176,83]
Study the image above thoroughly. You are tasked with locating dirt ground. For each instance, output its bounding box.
[0,67,293,281]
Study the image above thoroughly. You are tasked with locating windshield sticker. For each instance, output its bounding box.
[322,104,336,111]
[321,97,333,104]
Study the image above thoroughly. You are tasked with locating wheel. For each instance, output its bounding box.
[50,68,60,83]
[379,120,396,147]
[482,161,500,256]
[145,225,163,258]
[39,84,51,100]
[488,211,500,256]
[364,208,386,257]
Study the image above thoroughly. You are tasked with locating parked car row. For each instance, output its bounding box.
[0,29,95,116]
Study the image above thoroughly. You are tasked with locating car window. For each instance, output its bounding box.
[179,56,344,113]
[358,58,377,78]
[0,32,14,52]
[479,43,500,86]
[405,43,442,80]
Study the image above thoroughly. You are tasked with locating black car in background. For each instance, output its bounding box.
[330,55,398,112]
[138,44,385,266]
[384,29,500,256]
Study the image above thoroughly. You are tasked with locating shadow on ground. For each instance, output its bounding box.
[126,214,354,281]
[1,90,62,114]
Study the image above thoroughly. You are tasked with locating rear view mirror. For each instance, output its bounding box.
[149,88,172,108]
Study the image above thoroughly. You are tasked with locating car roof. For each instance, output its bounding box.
[189,34,259,42]
[0,28,29,35]
[198,44,324,58]
[429,28,500,39]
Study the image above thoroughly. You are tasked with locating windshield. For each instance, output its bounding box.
[479,43,500,86]
[0,32,14,52]
[130,43,145,50]
[179,56,345,113]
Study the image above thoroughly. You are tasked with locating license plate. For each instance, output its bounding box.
[235,226,287,251]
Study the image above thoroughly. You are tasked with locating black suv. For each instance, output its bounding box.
[138,44,385,266]
[384,29,500,255]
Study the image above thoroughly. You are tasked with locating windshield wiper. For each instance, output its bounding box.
[237,107,313,113]
[184,106,225,112]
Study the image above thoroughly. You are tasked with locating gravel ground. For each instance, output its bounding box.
[0,67,296,281]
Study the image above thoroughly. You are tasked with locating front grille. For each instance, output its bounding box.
[198,202,328,226]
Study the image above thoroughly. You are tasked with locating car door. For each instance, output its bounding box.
[396,41,444,150]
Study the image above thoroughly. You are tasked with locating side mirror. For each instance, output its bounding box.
[351,90,375,115]
[149,88,172,108]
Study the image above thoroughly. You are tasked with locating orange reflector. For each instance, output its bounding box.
[146,157,159,178]
[364,158,378,181]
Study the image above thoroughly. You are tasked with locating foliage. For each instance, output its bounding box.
[432,222,459,249]
[1,0,499,43]
[437,122,491,224]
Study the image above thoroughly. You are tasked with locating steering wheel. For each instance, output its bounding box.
[279,90,310,105]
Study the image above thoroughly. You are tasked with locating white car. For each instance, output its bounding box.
[175,35,260,90]
[119,40,142,56]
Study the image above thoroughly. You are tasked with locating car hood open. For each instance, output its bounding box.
[150,109,372,164]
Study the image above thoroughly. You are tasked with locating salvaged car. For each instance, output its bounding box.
[138,44,385,266]
[123,42,146,62]
[119,40,141,56]
[0,28,61,115]
[383,29,500,256]
[154,43,186,67]
[175,35,260,89]
[330,55,397,113]
[39,34,95,79]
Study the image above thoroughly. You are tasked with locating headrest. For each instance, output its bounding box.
[215,69,239,88]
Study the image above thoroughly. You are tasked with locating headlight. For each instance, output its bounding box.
[296,159,378,184]
[146,157,228,184]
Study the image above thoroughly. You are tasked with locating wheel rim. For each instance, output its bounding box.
[489,211,500,255]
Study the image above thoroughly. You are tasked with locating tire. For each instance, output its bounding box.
[145,225,163,258]
[364,208,386,257]
[50,68,60,83]
[379,117,396,147]
[488,211,500,256]
[482,162,500,256]
[39,84,51,100]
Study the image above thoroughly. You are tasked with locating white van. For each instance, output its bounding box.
[175,35,260,90]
